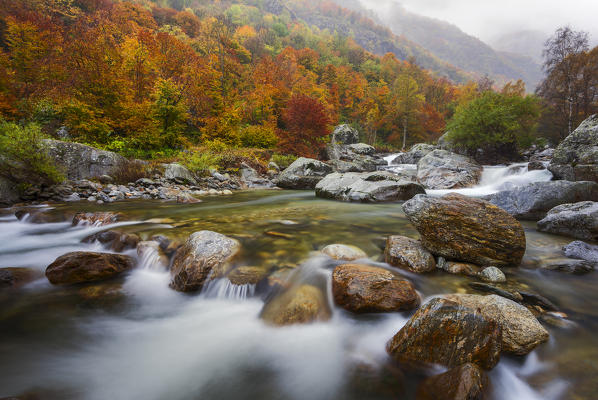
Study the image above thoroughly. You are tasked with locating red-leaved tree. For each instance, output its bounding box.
[278,94,331,158]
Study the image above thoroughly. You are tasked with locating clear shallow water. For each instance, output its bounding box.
[0,190,595,400]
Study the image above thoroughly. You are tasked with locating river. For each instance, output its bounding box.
[0,161,595,400]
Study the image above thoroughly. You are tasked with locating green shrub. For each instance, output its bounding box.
[180,151,221,177]
[446,91,542,161]
[239,124,278,149]
[270,153,297,169]
[0,121,64,186]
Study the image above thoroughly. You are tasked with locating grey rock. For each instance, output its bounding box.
[485,181,598,220]
[315,171,425,203]
[537,201,598,240]
[416,149,482,189]
[275,157,333,189]
[479,267,506,283]
[331,124,359,145]
[321,244,367,261]
[163,163,197,185]
[348,143,375,155]
[328,158,377,173]
[549,115,598,181]
[64,193,81,202]
[391,143,436,165]
[385,235,436,273]
[42,139,126,180]
[0,177,20,206]
[542,259,594,274]
[563,241,598,263]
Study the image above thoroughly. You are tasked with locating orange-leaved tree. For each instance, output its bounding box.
[278,94,331,158]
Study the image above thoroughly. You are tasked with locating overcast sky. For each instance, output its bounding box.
[359,0,598,44]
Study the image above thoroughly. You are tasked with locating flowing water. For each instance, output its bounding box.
[0,163,596,399]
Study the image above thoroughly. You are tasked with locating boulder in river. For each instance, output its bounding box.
[315,171,425,203]
[42,139,126,180]
[72,212,123,227]
[417,363,488,400]
[227,266,269,285]
[391,143,436,165]
[0,267,40,288]
[563,241,598,263]
[321,244,367,261]
[479,267,507,283]
[45,252,135,284]
[403,194,526,267]
[331,124,359,145]
[275,157,333,189]
[437,258,482,277]
[385,236,436,273]
[260,284,331,326]
[445,294,549,355]
[416,150,482,189]
[386,297,502,370]
[537,201,598,241]
[485,181,598,220]
[549,114,598,182]
[163,163,197,185]
[170,231,241,292]
[82,230,140,252]
[332,264,420,313]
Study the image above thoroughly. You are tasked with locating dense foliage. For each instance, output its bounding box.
[446,85,542,161]
[0,0,470,159]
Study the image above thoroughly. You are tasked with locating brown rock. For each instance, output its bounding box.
[385,236,436,273]
[45,252,135,284]
[261,284,331,326]
[72,212,123,226]
[403,194,526,267]
[0,268,41,288]
[386,298,502,370]
[445,294,549,355]
[227,266,269,285]
[438,257,482,276]
[82,230,140,252]
[170,231,240,292]
[417,363,488,400]
[332,264,420,313]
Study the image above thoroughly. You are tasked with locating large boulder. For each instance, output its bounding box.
[416,150,482,189]
[391,143,436,165]
[315,171,425,203]
[275,157,333,189]
[417,363,488,400]
[170,231,240,292]
[403,194,526,267]
[563,241,598,263]
[0,177,20,206]
[42,139,126,180]
[332,264,420,313]
[485,181,598,220]
[385,236,436,273]
[260,284,331,326]
[331,124,359,145]
[163,163,197,185]
[549,114,598,182]
[46,252,135,284]
[386,298,502,370]
[537,201,598,241]
[328,158,378,173]
[445,294,549,355]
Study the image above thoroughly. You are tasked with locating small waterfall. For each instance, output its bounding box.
[201,278,256,300]
[137,242,169,271]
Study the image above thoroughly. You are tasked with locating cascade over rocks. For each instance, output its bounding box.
[275,157,333,189]
[445,294,549,355]
[416,149,482,189]
[315,171,425,203]
[42,139,126,180]
[386,297,502,370]
[403,194,526,267]
[45,252,135,284]
[549,115,598,182]
[332,264,420,313]
[417,363,488,400]
[537,201,598,241]
[260,284,331,326]
[485,181,598,220]
[82,230,140,252]
[385,236,436,273]
[170,231,240,292]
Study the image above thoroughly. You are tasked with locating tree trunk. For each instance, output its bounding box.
[402,116,407,151]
